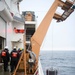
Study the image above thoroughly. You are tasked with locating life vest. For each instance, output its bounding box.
[12,52,17,57]
[1,51,6,56]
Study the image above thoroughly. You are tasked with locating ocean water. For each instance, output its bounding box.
[40,51,75,75]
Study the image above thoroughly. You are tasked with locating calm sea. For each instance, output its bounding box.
[40,51,75,75]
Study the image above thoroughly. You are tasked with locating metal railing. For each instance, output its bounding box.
[34,67,39,75]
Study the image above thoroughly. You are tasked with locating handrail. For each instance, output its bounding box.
[34,67,38,75]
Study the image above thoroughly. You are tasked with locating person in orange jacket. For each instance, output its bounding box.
[1,46,10,72]
[10,47,19,72]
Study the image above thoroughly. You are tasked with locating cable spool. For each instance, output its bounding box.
[46,68,58,75]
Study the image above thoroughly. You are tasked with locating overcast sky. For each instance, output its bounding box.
[19,0,75,51]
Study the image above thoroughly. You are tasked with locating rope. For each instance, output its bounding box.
[51,23,54,68]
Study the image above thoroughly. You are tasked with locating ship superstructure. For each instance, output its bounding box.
[22,11,36,50]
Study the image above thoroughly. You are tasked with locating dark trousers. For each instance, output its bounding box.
[3,60,8,71]
[10,60,18,72]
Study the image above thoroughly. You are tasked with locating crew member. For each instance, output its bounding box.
[10,47,19,72]
[18,48,23,60]
[1,46,10,72]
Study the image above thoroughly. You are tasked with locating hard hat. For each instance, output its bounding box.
[5,46,8,49]
[14,47,16,49]
[20,48,22,50]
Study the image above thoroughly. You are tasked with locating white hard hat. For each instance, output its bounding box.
[14,47,16,49]
[5,46,8,49]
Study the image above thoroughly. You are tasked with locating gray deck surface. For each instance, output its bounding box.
[0,63,24,75]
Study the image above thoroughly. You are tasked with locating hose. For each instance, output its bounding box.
[27,50,36,63]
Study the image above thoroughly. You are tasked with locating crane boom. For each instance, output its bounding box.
[31,0,58,59]
[31,0,75,59]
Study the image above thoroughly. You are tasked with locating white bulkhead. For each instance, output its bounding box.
[0,0,24,52]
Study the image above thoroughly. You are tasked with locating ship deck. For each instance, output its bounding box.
[0,63,25,75]
[0,71,34,75]
[0,71,25,75]
[0,71,11,75]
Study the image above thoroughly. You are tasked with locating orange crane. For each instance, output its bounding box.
[13,0,75,75]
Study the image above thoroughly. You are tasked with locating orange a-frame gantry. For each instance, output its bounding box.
[13,0,75,75]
